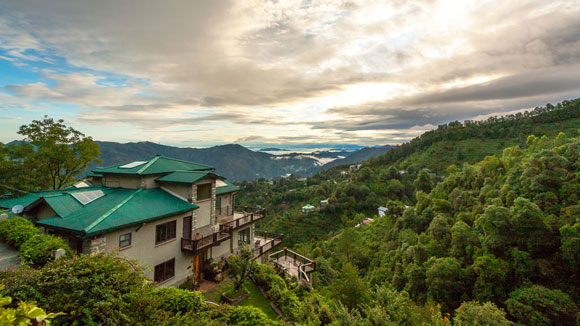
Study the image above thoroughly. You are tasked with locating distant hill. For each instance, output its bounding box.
[321,145,393,169]
[87,141,392,182]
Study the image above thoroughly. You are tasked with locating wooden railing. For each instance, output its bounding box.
[270,248,316,282]
[253,231,284,258]
[181,208,266,253]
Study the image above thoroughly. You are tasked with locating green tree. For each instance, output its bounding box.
[332,263,369,310]
[17,116,101,190]
[454,301,513,326]
[226,245,255,291]
[413,170,435,194]
[506,285,578,326]
[426,257,468,312]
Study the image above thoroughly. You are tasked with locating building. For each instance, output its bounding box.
[0,155,281,287]
[378,206,387,218]
[319,199,328,209]
[302,204,316,214]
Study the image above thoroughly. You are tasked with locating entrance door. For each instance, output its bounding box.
[183,216,192,239]
[193,251,203,282]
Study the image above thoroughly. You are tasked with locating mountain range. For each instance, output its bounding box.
[87,141,393,182]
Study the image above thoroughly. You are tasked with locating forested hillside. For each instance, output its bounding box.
[234,98,580,324]
[239,99,580,246]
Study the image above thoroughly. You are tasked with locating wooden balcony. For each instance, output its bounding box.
[270,248,316,283]
[253,231,283,258]
[181,208,266,253]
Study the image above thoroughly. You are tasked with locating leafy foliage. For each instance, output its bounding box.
[19,234,72,268]
[226,246,255,291]
[0,217,39,248]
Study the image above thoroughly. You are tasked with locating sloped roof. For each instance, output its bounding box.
[92,155,214,175]
[0,186,105,210]
[36,187,198,236]
[216,180,239,195]
[0,193,41,209]
[157,170,224,184]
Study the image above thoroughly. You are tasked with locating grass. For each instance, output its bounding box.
[239,281,279,321]
[203,279,279,321]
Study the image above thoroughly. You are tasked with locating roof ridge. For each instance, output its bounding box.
[157,156,213,168]
[84,188,144,233]
[136,156,161,174]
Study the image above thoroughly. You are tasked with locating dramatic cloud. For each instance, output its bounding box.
[0,0,579,146]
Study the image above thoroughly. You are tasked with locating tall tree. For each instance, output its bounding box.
[17,116,101,190]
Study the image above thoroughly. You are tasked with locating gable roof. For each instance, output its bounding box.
[157,170,224,184]
[36,187,198,236]
[92,155,214,176]
[0,186,105,210]
[216,180,239,195]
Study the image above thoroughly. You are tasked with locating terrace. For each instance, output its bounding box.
[270,248,316,283]
[181,208,266,253]
[253,231,283,258]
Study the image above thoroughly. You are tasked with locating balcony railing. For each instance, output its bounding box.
[270,248,316,283]
[181,208,266,253]
[253,231,284,258]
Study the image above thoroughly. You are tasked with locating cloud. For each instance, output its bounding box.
[0,0,579,145]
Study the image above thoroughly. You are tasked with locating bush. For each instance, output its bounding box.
[0,217,38,247]
[155,287,205,314]
[454,301,513,326]
[506,285,578,326]
[19,234,72,268]
[216,305,276,326]
[0,253,157,326]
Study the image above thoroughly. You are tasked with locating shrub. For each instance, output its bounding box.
[155,287,205,314]
[506,285,578,326]
[454,301,513,326]
[0,253,157,326]
[0,217,38,247]
[0,285,64,325]
[216,305,276,326]
[19,234,72,268]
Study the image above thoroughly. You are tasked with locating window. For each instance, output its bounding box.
[156,220,176,244]
[154,258,175,283]
[238,228,250,247]
[197,183,211,201]
[215,197,222,216]
[119,233,131,249]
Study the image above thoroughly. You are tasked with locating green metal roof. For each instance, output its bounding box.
[93,155,214,175]
[36,188,198,236]
[0,193,41,209]
[0,186,104,210]
[156,171,225,184]
[216,180,239,195]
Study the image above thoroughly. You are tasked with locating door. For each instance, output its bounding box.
[193,252,203,282]
[183,216,192,239]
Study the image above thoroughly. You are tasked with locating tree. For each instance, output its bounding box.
[506,285,578,326]
[426,257,468,312]
[226,245,255,291]
[332,263,369,310]
[454,301,513,326]
[413,170,435,194]
[17,116,101,189]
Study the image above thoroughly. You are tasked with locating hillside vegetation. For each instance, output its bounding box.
[239,99,580,246]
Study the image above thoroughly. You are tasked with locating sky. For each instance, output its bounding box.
[0,0,579,148]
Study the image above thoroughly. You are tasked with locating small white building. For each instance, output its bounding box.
[319,199,328,209]
[378,206,388,218]
[302,204,316,214]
